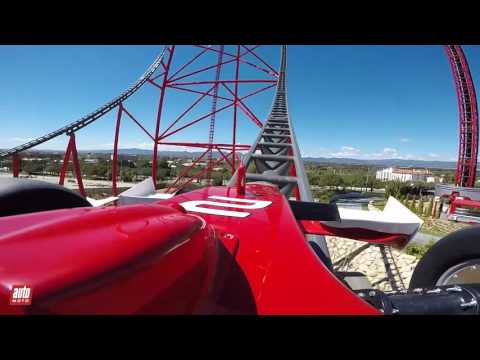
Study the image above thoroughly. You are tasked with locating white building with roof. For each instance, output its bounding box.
[376,167,433,183]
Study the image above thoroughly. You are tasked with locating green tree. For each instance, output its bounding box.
[22,160,44,175]
[385,181,403,199]
[120,169,135,182]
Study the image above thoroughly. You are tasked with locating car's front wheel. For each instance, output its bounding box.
[409,225,480,289]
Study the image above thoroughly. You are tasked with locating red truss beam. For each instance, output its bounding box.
[193,45,252,59]
[168,58,238,83]
[158,141,250,150]
[8,46,278,195]
[2,45,279,198]
[240,45,279,76]
[158,84,274,139]
[168,46,212,80]
[159,103,234,140]
[159,84,217,138]
[192,45,275,77]
[166,151,234,194]
[121,106,155,141]
[169,79,277,86]
[149,45,278,187]
[147,79,163,90]
[222,83,263,128]
[150,72,165,82]
[168,85,233,102]
[217,147,233,169]
[166,149,210,192]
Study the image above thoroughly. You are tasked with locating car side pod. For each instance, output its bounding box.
[0,203,213,314]
[300,197,423,249]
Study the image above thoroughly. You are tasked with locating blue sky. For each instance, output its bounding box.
[1,45,479,161]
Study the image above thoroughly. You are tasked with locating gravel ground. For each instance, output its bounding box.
[326,236,419,292]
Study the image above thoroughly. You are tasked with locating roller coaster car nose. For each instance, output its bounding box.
[0,204,209,314]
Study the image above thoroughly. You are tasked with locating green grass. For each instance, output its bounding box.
[405,240,436,259]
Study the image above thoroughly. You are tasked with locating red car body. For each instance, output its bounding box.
[0,182,380,315]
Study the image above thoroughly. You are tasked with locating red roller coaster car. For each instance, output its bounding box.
[1,45,480,315]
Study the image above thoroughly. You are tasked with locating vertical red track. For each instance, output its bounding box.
[445,45,479,187]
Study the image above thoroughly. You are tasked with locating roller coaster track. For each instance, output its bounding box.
[0,45,477,197]
[228,45,331,261]
[445,45,479,188]
[0,46,169,159]
[229,46,312,200]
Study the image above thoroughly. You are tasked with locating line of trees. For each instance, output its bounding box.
[11,158,173,183]
[11,157,230,185]
[307,166,381,191]
[384,181,435,198]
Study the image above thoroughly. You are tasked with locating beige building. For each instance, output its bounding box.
[376,167,433,183]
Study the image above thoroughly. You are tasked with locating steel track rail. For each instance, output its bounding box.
[0,46,170,159]
[229,45,331,260]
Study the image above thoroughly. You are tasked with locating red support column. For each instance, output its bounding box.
[59,136,73,186]
[59,134,85,197]
[12,154,20,178]
[152,45,175,189]
[112,104,123,196]
[69,134,86,197]
[231,45,241,175]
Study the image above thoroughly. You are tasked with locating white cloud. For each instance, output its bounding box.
[399,138,411,143]
[383,147,398,155]
[330,145,361,157]
[313,145,453,161]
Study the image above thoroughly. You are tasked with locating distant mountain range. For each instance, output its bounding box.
[3,148,458,169]
[302,157,457,169]
[79,148,198,158]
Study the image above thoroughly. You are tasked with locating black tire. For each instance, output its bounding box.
[409,225,480,289]
[0,178,91,217]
